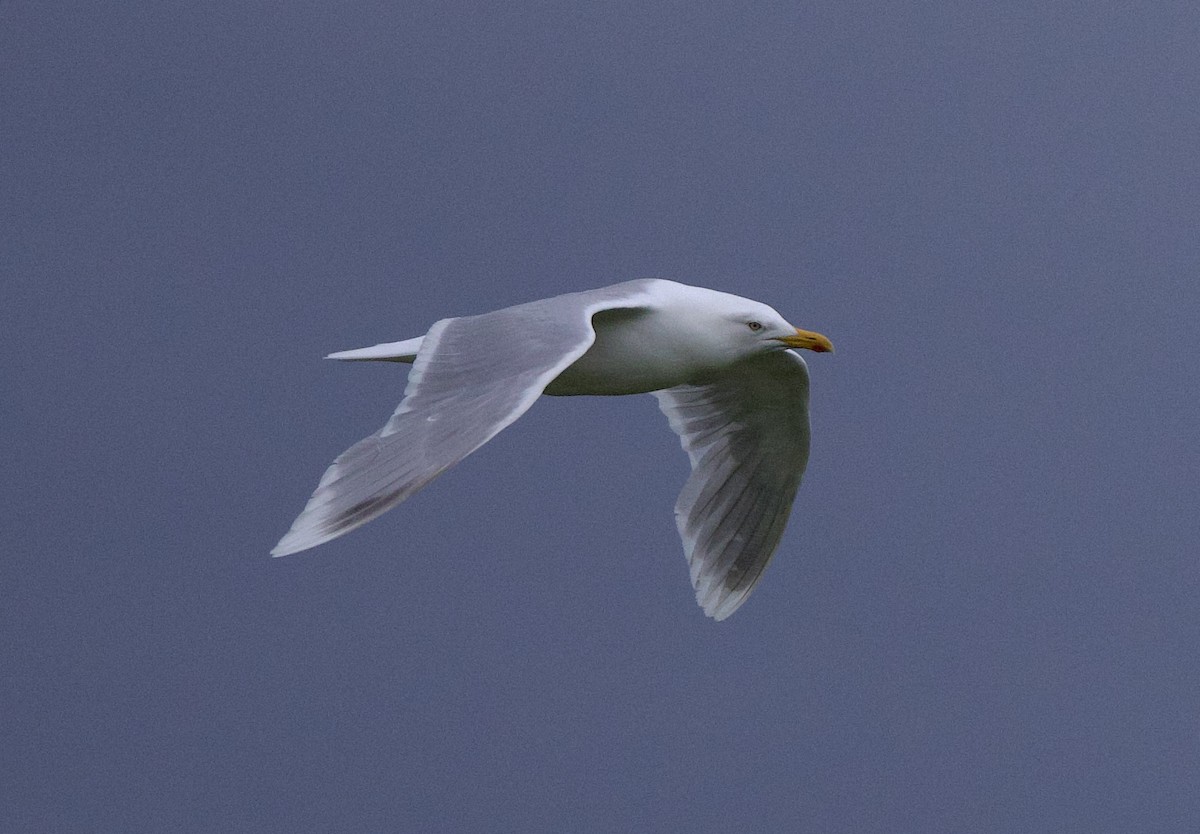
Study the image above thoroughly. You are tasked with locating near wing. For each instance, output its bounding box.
[272,287,653,557]
[654,350,812,620]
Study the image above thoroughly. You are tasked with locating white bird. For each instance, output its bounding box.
[273,279,833,620]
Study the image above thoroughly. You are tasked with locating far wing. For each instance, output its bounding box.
[273,284,655,557]
[653,350,812,620]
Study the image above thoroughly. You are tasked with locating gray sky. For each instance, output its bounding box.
[5,2,1199,831]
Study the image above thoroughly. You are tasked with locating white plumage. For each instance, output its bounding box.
[273,279,832,620]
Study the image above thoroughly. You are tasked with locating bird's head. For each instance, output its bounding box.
[722,302,834,358]
[653,282,834,369]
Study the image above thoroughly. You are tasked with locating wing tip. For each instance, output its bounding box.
[699,591,748,622]
[694,572,751,621]
[270,532,309,558]
[270,519,334,557]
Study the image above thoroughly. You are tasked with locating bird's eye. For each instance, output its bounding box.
[747,321,764,332]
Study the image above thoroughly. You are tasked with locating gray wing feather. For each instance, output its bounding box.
[273,283,656,556]
[654,350,811,620]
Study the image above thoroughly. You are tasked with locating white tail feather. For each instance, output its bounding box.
[325,336,424,363]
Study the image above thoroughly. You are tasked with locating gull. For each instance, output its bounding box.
[272,279,833,620]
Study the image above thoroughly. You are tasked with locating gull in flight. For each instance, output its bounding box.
[273,279,833,620]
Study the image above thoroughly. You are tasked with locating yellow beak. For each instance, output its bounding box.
[776,327,834,353]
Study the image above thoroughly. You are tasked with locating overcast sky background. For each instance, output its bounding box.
[5,2,1200,831]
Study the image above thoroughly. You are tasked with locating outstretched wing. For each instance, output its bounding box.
[273,283,656,557]
[654,350,812,620]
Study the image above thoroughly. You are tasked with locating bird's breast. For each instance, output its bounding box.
[543,307,719,396]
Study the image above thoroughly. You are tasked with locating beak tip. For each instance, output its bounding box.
[784,328,834,354]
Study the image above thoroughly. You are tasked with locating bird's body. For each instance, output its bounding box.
[546,306,705,395]
[274,279,832,620]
